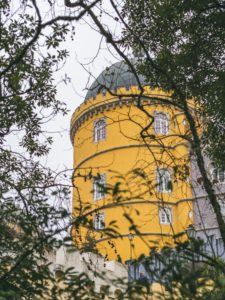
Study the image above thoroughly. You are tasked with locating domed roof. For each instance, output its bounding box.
[85,60,147,101]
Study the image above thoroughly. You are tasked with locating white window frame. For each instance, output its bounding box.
[154,113,169,135]
[94,212,105,230]
[211,168,225,184]
[93,174,106,200]
[159,207,172,225]
[93,119,106,142]
[156,168,172,193]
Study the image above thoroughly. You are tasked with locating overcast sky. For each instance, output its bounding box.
[5,1,122,212]
[7,1,122,173]
[47,9,119,173]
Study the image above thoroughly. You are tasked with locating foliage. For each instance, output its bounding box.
[0,0,94,298]
[143,240,225,299]
[77,0,225,245]
[2,0,225,298]
[0,1,69,155]
[122,0,225,167]
[65,0,225,298]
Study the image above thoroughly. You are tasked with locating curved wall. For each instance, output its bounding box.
[71,86,193,261]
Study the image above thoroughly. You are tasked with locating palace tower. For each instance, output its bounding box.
[70,61,193,262]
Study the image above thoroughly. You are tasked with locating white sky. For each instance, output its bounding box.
[7,0,123,173]
[47,8,119,172]
[6,1,122,212]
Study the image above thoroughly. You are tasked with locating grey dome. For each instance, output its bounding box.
[85,61,147,101]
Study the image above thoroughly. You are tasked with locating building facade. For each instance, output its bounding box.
[192,156,225,248]
[48,246,127,297]
[70,61,193,262]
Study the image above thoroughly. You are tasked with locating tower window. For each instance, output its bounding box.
[156,168,172,193]
[94,119,106,142]
[211,168,225,183]
[154,113,169,135]
[159,207,172,224]
[93,174,106,200]
[94,213,105,230]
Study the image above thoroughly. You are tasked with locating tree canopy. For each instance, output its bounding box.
[66,0,225,297]
[0,1,100,298]
[72,0,225,251]
[122,0,225,167]
[1,0,225,298]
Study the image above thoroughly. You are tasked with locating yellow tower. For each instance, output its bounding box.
[70,61,193,262]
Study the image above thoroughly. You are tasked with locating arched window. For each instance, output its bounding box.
[93,174,106,200]
[154,113,169,135]
[211,168,225,183]
[94,119,106,142]
[94,213,105,230]
[159,207,172,224]
[156,168,172,193]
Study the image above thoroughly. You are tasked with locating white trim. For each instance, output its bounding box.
[93,174,106,200]
[93,118,106,143]
[154,112,169,135]
[211,168,225,184]
[159,207,172,225]
[156,168,172,193]
[94,212,105,230]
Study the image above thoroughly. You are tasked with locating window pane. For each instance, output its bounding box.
[154,113,169,135]
[93,174,106,200]
[159,207,172,224]
[94,119,106,142]
[211,168,225,183]
[161,211,166,223]
[94,213,105,229]
[157,169,171,192]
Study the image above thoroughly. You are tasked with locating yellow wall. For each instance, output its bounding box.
[71,87,193,262]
